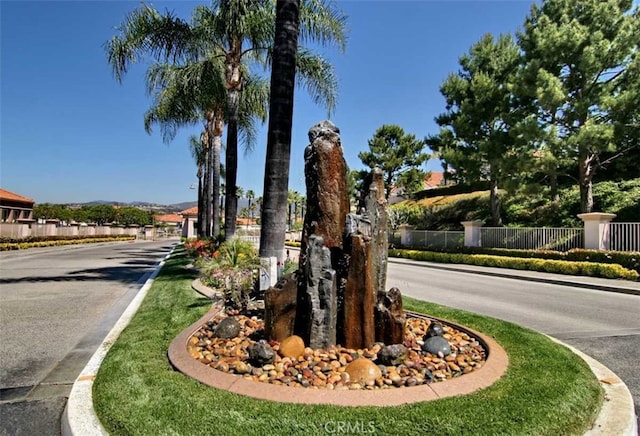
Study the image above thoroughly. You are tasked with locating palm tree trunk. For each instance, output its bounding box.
[197,176,204,237]
[224,89,240,241]
[208,110,224,239]
[259,0,300,261]
[202,132,213,237]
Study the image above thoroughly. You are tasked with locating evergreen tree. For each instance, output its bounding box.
[358,125,429,201]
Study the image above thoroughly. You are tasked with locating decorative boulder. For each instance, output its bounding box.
[425,322,445,338]
[248,340,276,366]
[279,335,306,359]
[214,317,241,339]
[344,358,382,385]
[422,336,451,357]
[377,344,408,366]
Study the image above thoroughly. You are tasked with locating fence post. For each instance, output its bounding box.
[400,225,415,246]
[461,221,483,247]
[577,212,616,250]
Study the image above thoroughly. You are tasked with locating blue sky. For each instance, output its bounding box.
[1,0,536,205]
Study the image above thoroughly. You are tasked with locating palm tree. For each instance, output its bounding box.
[188,134,207,236]
[246,189,255,221]
[260,0,346,260]
[143,60,228,238]
[107,0,345,242]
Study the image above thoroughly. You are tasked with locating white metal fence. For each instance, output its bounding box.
[480,227,584,251]
[609,223,640,252]
[405,230,464,250]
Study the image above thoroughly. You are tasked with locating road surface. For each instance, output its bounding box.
[0,240,176,436]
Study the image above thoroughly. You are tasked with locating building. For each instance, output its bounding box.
[180,206,199,238]
[0,189,35,223]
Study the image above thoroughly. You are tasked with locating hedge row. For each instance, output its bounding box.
[0,234,131,244]
[389,249,639,281]
[444,247,640,274]
[0,236,136,251]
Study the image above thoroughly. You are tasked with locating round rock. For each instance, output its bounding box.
[422,336,451,356]
[213,317,241,339]
[425,322,445,338]
[344,358,382,385]
[248,339,276,366]
[279,335,305,359]
[377,344,408,366]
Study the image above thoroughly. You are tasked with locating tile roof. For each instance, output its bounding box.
[424,172,444,188]
[0,188,35,204]
[155,214,183,223]
[180,206,198,216]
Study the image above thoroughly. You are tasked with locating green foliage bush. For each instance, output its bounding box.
[0,236,135,251]
[199,238,260,311]
[388,249,639,281]
[394,178,640,229]
[391,191,493,230]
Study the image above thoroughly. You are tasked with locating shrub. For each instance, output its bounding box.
[388,249,639,281]
[184,238,217,259]
[199,238,260,311]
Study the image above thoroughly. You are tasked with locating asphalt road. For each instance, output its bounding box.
[0,240,177,436]
[387,258,640,430]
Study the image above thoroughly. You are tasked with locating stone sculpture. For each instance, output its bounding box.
[264,120,406,350]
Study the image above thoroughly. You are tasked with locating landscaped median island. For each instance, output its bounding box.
[0,235,136,251]
[93,247,603,435]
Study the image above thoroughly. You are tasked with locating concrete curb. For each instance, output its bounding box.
[550,337,638,436]
[61,248,175,436]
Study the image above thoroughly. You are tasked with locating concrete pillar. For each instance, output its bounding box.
[70,223,80,236]
[461,220,484,247]
[578,213,616,250]
[259,257,278,290]
[45,220,58,237]
[87,224,96,236]
[400,225,415,246]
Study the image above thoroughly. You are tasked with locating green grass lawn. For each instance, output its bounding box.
[93,246,602,435]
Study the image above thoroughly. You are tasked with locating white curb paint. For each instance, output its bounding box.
[62,248,175,436]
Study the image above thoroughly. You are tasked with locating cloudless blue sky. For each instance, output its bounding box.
[1,0,537,205]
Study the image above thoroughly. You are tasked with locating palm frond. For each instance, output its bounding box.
[238,73,270,155]
[105,4,200,83]
[300,0,348,51]
[295,49,338,115]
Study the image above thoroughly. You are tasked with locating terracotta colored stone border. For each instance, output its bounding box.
[168,288,508,407]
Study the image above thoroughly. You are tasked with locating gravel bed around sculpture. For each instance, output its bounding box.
[187,307,487,390]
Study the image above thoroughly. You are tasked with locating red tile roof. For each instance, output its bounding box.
[0,188,35,204]
[424,172,444,188]
[155,214,183,223]
[180,206,198,216]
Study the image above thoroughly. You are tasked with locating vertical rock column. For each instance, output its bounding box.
[343,234,375,349]
[362,168,388,300]
[295,121,349,347]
